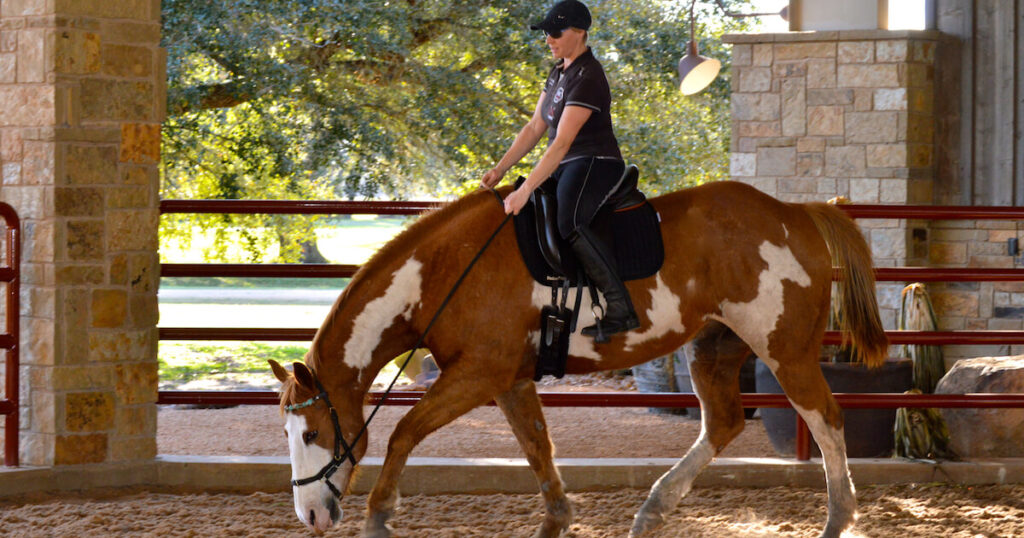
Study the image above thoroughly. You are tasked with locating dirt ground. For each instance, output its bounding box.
[156,373,776,459]
[3,483,1023,537]
[5,375,1023,536]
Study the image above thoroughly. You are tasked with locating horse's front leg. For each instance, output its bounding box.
[495,378,573,538]
[363,362,506,538]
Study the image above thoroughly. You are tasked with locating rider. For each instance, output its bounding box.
[480,0,639,339]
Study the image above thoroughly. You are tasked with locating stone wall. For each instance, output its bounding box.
[0,0,162,466]
[927,219,1024,362]
[724,30,942,331]
[724,29,1024,362]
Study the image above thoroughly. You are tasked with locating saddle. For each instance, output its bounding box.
[513,164,664,286]
[512,164,665,380]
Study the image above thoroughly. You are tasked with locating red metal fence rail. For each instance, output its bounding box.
[0,203,20,467]
[157,200,1024,461]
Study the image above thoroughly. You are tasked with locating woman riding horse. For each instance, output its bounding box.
[481,0,639,339]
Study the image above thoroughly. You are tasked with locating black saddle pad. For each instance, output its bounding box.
[513,195,664,286]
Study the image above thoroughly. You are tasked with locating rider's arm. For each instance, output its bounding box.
[482,93,548,187]
[518,105,592,193]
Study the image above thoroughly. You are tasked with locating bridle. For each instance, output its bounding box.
[285,376,357,499]
[285,189,511,499]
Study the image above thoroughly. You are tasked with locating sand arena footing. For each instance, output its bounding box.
[2,456,1024,497]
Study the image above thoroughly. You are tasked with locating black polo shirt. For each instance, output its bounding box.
[541,47,622,163]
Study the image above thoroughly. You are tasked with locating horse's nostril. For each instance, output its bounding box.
[328,499,341,522]
[309,509,316,526]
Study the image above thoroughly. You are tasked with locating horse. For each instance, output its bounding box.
[269,179,888,537]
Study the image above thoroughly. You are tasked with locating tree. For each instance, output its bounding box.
[161,0,753,262]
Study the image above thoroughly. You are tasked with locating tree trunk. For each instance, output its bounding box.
[299,238,329,264]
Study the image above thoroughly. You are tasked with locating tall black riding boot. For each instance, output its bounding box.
[569,228,640,340]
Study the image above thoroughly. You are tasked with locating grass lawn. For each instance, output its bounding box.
[159,215,412,389]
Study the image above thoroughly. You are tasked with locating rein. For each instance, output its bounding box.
[287,189,511,496]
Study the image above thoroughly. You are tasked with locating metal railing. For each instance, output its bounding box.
[157,199,1024,461]
[0,203,20,467]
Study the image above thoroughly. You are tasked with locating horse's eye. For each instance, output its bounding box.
[303,430,318,445]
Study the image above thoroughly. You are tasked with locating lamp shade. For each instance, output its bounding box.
[677,40,721,95]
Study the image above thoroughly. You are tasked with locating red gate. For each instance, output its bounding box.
[0,203,20,467]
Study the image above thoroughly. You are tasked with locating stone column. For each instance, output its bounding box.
[724,30,942,329]
[0,0,162,466]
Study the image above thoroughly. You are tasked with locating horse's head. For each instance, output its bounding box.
[270,359,366,533]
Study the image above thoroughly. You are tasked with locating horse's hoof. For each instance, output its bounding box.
[362,525,392,538]
[533,518,570,538]
[362,512,393,538]
[628,510,665,538]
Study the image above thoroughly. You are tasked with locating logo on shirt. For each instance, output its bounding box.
[553,87,564,104]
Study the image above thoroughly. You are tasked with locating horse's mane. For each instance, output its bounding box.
[359,189,499,280]
[278,376,299,413]
[299,188,503,377]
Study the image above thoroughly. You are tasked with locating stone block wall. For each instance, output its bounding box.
[927,219,1024,362]
[725,30,943,331]
[0,0,163,466]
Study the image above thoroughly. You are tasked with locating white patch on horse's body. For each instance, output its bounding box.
[344,258,423,370]
[715,240,811,358]
[625,273,683,349]
[530,281,601,360]
[286,414,346,529]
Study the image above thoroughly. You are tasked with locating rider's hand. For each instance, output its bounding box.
[504,187,530,215]
[480,167,505,189]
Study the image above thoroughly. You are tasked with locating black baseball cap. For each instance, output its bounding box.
[530,0,592,33]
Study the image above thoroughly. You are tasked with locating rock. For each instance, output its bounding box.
[936,356,1024,457]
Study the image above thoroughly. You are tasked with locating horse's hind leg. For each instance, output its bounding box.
[769,360,856,537]
[495,378,573,538]
[630,321,751,538]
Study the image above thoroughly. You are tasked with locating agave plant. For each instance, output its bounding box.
[894,283,957,460]
[898,283,946,392]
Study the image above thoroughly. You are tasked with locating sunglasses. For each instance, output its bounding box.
[544,28,566,39]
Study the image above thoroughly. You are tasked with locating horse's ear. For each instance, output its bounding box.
[269,360,290,383]
[292,362,316,391]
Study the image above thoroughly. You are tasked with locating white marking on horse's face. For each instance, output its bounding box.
[344,258,423,370]
[716,240,811,358]
[285,413,347,532]
[531,281,601,360]
[626,273,683,350]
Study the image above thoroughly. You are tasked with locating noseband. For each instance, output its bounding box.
[285,376,357,499]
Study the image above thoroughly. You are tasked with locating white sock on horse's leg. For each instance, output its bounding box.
[629,434,715,537]
[792,403,858,538]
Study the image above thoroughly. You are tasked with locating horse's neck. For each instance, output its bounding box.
[310,191,499,393]
[311,257,426,394]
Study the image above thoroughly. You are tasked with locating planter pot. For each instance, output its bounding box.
[632,355,686,416]
[755,358,913,458]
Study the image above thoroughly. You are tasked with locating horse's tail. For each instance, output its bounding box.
[803,202,889,368]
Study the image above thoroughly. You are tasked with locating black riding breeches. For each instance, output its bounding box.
[541,157,626,240]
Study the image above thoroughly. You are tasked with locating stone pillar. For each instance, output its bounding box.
[724,30,942,329]
[0,0,162,466]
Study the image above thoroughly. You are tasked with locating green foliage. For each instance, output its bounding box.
[159,341,309,388]
[162,0,753,261]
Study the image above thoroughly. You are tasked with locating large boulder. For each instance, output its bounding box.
[935,356,1024,457]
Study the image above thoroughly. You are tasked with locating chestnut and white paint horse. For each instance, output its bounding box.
[270,180,887,537]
